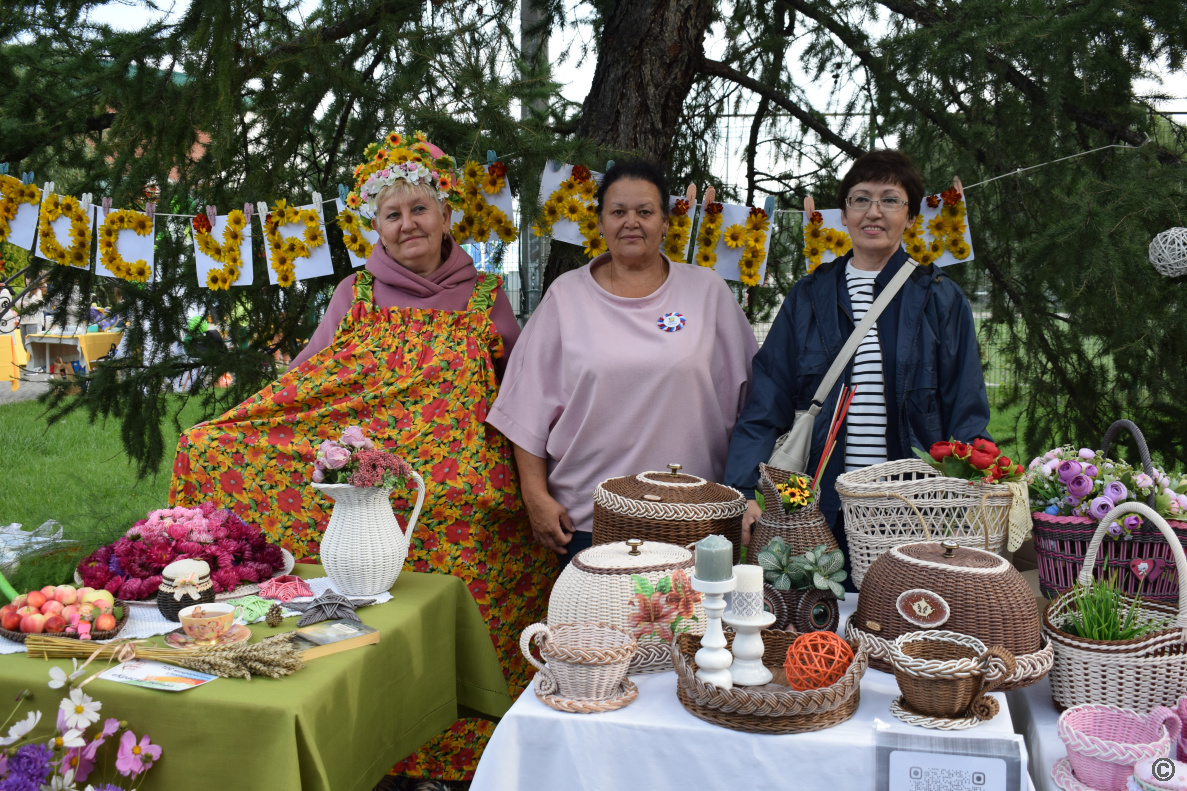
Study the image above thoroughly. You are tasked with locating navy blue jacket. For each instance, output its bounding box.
[723,247,991,527]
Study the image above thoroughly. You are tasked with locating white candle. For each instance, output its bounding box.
[734,564,764,593]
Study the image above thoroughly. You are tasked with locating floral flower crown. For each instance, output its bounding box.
[346,131,463,230]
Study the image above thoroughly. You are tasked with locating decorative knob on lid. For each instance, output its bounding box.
[625,538,643,555]
[941,540,959,558]
[668,463,683,476]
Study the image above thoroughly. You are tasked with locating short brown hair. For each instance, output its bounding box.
[837,149,924,220]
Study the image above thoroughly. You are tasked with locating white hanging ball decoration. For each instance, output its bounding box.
[1149,227,1187,277]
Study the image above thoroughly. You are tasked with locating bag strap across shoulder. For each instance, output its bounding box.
[809,260,917,411]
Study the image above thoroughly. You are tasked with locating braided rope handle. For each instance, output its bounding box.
[519,623,556,693]
[1100,419,1157,509]
[1077,502,1187,632]
[1057,704,1180,761]
[976,645,1017,697]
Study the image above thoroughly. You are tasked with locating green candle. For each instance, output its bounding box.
[695,535,734,582]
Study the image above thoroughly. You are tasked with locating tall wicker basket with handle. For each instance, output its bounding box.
[748,463,838,557]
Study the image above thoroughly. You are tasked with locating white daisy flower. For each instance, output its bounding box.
[59,688,101,731]
[48,660,83,690]
[44,768,78,790]
[59,728,86,749]
[0,710,41,745]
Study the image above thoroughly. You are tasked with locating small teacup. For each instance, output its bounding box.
[178,603,236,644]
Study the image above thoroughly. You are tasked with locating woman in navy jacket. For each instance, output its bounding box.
[723,150,991,578]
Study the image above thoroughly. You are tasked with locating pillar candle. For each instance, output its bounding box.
[734,564,763,592]
[694,535,733,582]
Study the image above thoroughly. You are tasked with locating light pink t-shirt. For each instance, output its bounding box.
[487,255,757,533]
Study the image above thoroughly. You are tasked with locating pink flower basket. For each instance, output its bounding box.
[1056,703,1180,791]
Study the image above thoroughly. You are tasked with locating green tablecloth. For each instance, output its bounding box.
[0,565,512,791]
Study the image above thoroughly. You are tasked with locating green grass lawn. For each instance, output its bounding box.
[0,396,206,589]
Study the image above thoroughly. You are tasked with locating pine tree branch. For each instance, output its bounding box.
[780,0,972,149]
[700,58,865,158]
[3,111,116,164]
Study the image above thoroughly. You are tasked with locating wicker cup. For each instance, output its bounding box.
[1044,501,1187,712]
[749,464,838,556]
[592,468,746,565]
[836,458,1017,589]
[521,622,637,701]
[1034,419,1187,602]
[671,629,867,734]
[888,631,1016,720]
[1057,703,1180,791]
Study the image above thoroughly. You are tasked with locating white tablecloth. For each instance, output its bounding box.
[1007,677,1064,791]
[473,595,1034,791]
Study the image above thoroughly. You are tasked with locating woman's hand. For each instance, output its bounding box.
[742,499,761,546]
[522,490,576,554]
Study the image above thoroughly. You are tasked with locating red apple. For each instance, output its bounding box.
[40,600,64,617]
[83,590,115,608]
[39,585,57,600]
[75,586,93,601]
[43,615,66,634]
[0,612,21,631]
[16,606,39,617]
[19,613,46,633]
[11,594,27,609]
[26,591,47,610]
[0,604,16,619]
[53,586,78,605]
[94,613,117,632]
[61,604,79,621]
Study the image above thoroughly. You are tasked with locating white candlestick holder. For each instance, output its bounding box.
[722,610,777,686]
[691,574,736,689]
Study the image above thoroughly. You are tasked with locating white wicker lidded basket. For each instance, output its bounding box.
[548,539,707,675]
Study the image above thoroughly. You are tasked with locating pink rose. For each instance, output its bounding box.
[312,467,325,483]
[323,445,351,469]
[340,426,373,449]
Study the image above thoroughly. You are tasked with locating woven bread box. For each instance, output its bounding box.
[592,464,746,565]
[845,539,1052,691]
[548,539,707,674]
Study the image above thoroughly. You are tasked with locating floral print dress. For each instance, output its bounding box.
[169,270,558,781]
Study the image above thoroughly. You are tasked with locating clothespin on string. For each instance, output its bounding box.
[21,172,34,185]
[205,205,218,228]
[101,197,113,218]
[42,181,55,201]
[548,160,563,173]
[79,193,93,214]
[310,190,324,223]
[145,202,156,223]
[243,202,253,224]
[256,201,269,229]
[338,184,348,203]
[605,160,615,172]
[487,150,497,166]
[763,196,775,215]
[0,164,8,175]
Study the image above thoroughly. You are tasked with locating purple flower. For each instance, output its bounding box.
[1084,464,1100,478]
[1058,461,1082,484]
[1104,481,1128,502]
[1089,496,1115,520]
[1107,522,1123,537]
[323,445,351,470]
[1067,474,1094,499]
[1078,448,1096,460]
[1066,495,1082,507]
[1124,515,1143,531]
[7,743,52,784]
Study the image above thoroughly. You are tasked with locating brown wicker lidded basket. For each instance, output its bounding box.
[672,629,867,734]
[846,538,1052,691]
[592,464,746,565]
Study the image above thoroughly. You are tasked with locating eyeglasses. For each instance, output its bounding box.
[845,195,910,212]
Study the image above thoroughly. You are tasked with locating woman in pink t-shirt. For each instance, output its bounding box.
[488,161,757,562]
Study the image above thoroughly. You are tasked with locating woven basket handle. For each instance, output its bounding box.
[1100,420,1157,509]
[1078,502,1187,631]
[401,470,427,537]
[1150,706,1182,744]
[519,623,557,693]
[886,493,933,542]
[976,645,1016,697]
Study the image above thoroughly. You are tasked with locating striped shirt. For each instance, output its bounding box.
[843,263,889,472]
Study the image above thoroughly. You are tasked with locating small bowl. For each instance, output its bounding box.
[178,603,236,644]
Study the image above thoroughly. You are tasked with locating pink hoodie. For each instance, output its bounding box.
[288,237,521,376]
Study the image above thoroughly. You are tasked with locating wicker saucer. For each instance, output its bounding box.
[889,695,998,731]
[1051,757,1108,791]
[532,673,638,714]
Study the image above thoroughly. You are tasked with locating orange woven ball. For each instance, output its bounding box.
[784,631,854,691]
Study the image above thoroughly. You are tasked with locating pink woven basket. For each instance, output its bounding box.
[1177,696,1187,760]
[1056,703,1180,791]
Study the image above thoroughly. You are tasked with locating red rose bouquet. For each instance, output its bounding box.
[914,438,1025,484]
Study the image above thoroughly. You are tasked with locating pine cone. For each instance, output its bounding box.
[265,603,284,628]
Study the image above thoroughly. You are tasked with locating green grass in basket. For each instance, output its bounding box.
[1059,573,1168,641]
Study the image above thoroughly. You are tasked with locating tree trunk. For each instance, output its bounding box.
[542,0,714,292]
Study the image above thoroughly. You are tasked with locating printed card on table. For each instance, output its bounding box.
[194,212,253,288]
[258,202,335,285]
[100,659,217,692]
[335,198,378,268]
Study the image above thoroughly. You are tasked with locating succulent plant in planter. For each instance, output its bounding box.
[757,538,848,600]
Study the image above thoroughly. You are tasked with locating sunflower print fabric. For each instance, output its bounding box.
[169,270,558,781]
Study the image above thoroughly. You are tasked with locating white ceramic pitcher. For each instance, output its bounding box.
[313,471,425,596]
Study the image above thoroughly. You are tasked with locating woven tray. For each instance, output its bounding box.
[672,629,866,734]
[0,600,129,643]
[593,469,745,565]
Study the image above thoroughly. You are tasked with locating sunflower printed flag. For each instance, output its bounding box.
[0,176,41,251]
[95,205,156,283]
[193,210,254,289]
[691,200,772,287]
[334,197,378,267]
[533,161,605,255]
[452,160,518,246]
[35,192,93,270]
[256,199,334,287]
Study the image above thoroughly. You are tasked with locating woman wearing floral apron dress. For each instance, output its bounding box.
[169,133,557,786]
